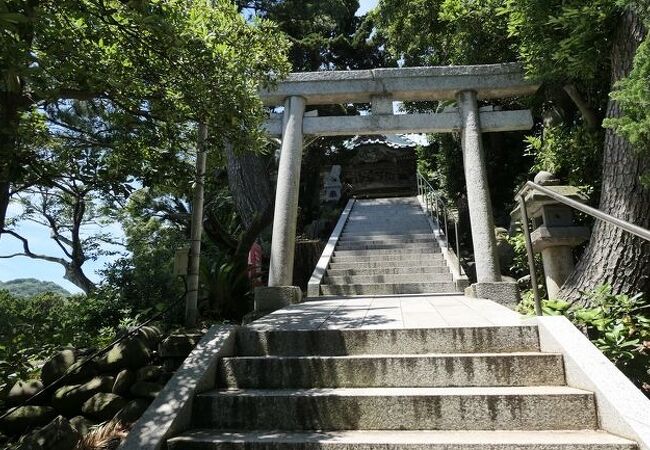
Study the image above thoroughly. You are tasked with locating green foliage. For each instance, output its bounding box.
[0,279,70,298]
[525,125,604,190]
[605,34,650,185]
[519,285,650,394]
[374,0,515,66]
[501,0,618,83]
[200,251,252,323]
[0,288,130,397]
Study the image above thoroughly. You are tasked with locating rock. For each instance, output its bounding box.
[40,350,76,386]
[0,406,57,435]
[501,275,517,284]
[517,274,532,289]
[495,228,515,275]
[113,398,151,423]
[162,358,184,372]
[95,337,152,373]
[129,381,163,399]
[159,333,203,358]
[136,365,163,382]
[8,379,44,406]
[16,416,81,450]
[534,170,560,186]
[133,326,164,350]
[61,358,99,385]
[112,369,135,396]
[69,416,96,436]
[82,393,128,422]
[51,376,114,416]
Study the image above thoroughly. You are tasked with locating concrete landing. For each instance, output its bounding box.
[248,295,531,331]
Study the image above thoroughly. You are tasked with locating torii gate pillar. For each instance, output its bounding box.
[268,96,306,287]
[457,90,502,283]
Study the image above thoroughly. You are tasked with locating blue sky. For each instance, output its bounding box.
[358,0,378,15]
[0,0,382,293]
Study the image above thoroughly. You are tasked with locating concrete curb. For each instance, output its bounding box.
[119,325,238,450]
[307,198,356,298]
[537,316,650,450]
[416,194,470,291]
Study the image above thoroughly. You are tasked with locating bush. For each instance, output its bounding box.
[519,285,650,396]
[0,288,135,405]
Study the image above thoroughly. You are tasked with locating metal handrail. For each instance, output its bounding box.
[517,181,650,316]
[416,171,462,277]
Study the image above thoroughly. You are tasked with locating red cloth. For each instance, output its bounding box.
[248,242,263,286]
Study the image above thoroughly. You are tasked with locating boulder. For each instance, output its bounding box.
[69,416,96,436]
[95,338,152,373]
[136,365,163,382]
[129,381,163,399]
[8,379,44,406]
[16,416,81,450]
[51,376,114,416]
[82,393,128,422]
[40,350,76,386]
[113,398,151,423]
[112,369,135,396]
[133,326,164,350]
[0,406,57,435]
[159,333,203,358]
[495,227,515,274]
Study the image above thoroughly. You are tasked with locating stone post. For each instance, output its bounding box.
[522,172,590,299]
[268,95,307,287]
[457,90,501,283]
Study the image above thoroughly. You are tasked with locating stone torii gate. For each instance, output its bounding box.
[256,63,540,308]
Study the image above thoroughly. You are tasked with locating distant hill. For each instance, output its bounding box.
[0,278,70,297]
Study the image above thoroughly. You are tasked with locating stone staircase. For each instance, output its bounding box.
[167,325,636,449]
[319,197,460,296]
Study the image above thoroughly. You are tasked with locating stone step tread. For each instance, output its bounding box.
[193,386,597,430]
[217,353,565,388]
[338,234,435,241]
[331,254,445,262]
[235,326,541,356]
[325,274,453,284]
[203,386,590,397]
[168,430,636,449]
[335,243,439,250]
[326,266,450,276]
[328,260,447,269]
[320,283,459,295]
[333,249,440,255]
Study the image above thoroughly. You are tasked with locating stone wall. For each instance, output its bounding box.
[0,328,203,450]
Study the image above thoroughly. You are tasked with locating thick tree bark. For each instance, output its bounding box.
[224,143,274,229]
[559,9,650,302]
[0,94,22,237]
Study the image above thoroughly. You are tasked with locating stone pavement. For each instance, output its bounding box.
[248,294,531,330]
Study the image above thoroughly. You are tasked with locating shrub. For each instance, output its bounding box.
[519,285,650,396]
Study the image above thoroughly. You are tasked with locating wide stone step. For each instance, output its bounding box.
[326,266,450,277]
[342,228,432,235]
[328,259,447,270]
[334,247,441,257]
[320,282,458,295]
[217,353,565,389]
[325,273,453,284]
[235,326,541,356]
[168,430,637,450]
[331,253,443,263]
[192,386,597,431]
[335,241,438,251]
[338,233,435,242]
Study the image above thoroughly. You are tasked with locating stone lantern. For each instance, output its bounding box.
[513,172,590,299]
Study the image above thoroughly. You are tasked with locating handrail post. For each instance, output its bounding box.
[518,194,542,316]
[454,219,461,276]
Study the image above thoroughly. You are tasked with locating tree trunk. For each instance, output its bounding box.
[64,263,96,294]
[0,94,21,237]
[558,9,650,303]
[224,143,274,229]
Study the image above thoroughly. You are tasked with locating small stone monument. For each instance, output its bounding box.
[321,165,342,203]
[514,171,591,299]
